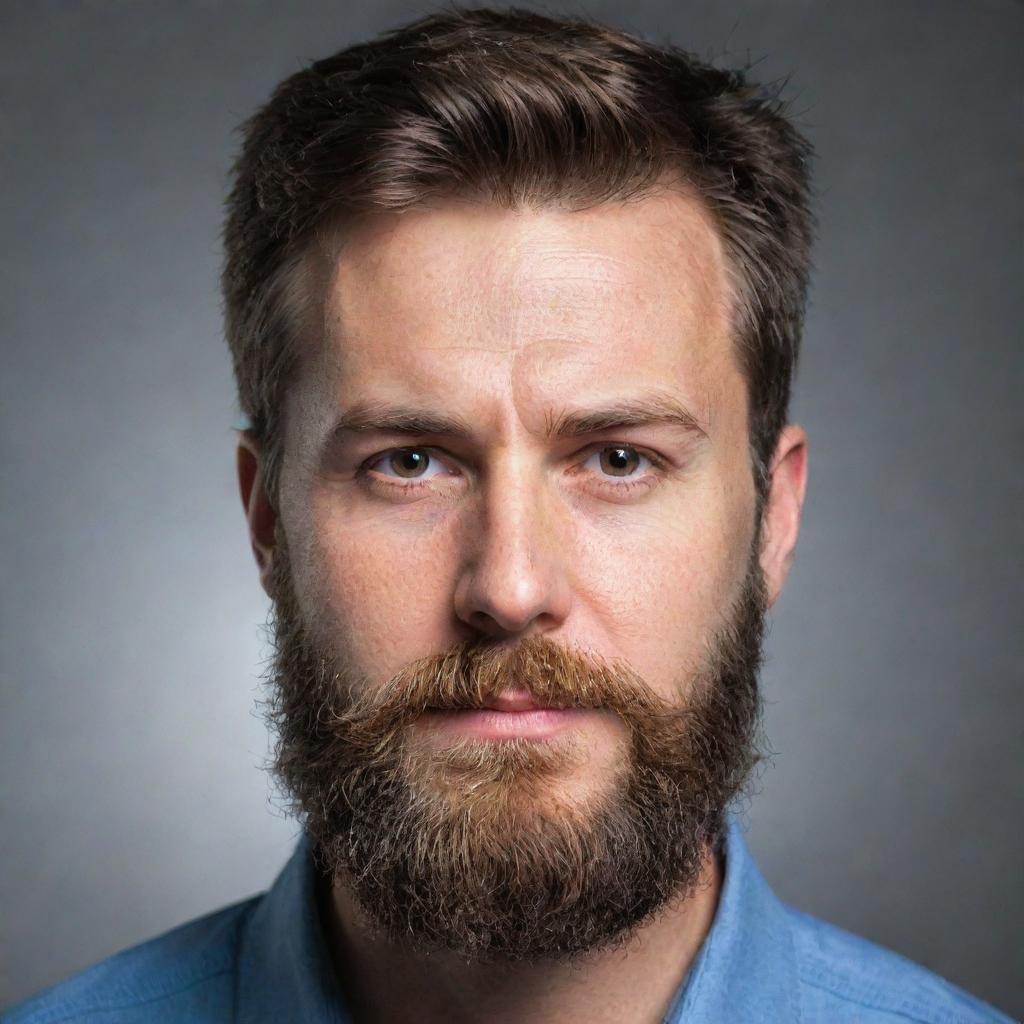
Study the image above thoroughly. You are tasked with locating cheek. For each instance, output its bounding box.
[289,492,458,679]
[572,477,752,687]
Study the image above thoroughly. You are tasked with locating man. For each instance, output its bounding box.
[6,7,1011,1023]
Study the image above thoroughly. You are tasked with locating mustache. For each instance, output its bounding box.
[334,633,683,734]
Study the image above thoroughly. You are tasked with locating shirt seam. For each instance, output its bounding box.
[232,899,261,1023]
[11,901,256,1024]
[11,966,236,1024]
[799,971,986,1024]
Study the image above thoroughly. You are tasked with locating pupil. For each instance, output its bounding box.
[604,447,636,474]
[395,450,425,476]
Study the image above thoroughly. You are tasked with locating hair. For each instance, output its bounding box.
[222,6,814,506]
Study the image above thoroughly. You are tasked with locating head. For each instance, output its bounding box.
[227,7,812,963]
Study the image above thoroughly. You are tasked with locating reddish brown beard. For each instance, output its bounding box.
[265,537,767,964]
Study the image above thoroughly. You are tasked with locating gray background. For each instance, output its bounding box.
[1,0,1021,1017]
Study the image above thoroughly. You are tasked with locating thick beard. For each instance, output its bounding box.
[265,536,767,965]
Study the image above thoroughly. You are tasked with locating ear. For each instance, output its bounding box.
[237,431,278,599]
[758,424,809,608]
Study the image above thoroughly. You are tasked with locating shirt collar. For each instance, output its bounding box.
[236,833,349,1024]
[664,814,801,1023]
[237,813,799,1023]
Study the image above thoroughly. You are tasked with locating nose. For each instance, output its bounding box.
[453,456,573,639]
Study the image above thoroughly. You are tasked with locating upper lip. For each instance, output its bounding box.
[482,689,549,712]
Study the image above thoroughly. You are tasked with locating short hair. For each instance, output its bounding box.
[222,6,813,506]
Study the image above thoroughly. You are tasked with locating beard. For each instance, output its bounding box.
[265,532,767,965]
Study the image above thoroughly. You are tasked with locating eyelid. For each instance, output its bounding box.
[577,441,667,471]
[361,445,457,479]
[359,442,668,489]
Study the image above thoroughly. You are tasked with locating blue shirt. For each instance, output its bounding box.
[5,816,1012,1023]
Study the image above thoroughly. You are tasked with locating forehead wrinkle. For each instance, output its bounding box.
[301,198,735,437]
[321,200,722,355]
[324,253,516,366]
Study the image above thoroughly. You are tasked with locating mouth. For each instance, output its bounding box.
[420,689,589,741]
[479,688,559,712]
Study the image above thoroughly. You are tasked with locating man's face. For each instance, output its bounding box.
[281,188,757,727]
[242,189,806,960]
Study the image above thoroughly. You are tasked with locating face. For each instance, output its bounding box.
[239,189,807,960]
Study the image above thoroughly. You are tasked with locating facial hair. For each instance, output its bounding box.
[265,534,767,964]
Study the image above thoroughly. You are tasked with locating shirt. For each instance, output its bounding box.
[4,815,1013,1023]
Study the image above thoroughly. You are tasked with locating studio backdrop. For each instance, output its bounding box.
[1,1,1020,1017]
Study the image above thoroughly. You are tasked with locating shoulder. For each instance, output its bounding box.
[3,897,260,1024]
[785,905,1015,1023]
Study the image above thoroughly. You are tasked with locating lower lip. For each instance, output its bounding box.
[419,707,592,740]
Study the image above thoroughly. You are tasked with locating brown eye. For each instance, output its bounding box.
[598,446,641,476]
[387,448,431,478]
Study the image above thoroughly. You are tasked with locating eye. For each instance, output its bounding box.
[367,447,448,481]
[581,445,653,480]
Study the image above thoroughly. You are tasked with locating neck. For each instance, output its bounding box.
[321,846,722,1024]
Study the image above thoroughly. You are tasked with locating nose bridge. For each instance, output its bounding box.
[454,447,572,637]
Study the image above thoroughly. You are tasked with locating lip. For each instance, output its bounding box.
[479,687,553,713]
[419,706,590,741]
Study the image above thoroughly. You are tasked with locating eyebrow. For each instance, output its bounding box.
[545,395,708,440]
[327,393,708,443]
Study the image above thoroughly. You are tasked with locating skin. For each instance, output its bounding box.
[238,189,808,1023]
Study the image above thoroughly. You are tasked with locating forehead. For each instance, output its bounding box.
[294,190,741,438]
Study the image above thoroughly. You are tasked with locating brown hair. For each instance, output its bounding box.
[222,6,813,504]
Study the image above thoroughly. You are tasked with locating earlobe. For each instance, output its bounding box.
[236,432,278,597]
[759,425,809,607]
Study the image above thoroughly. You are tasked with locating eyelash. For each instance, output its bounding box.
[356,444,668,497]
